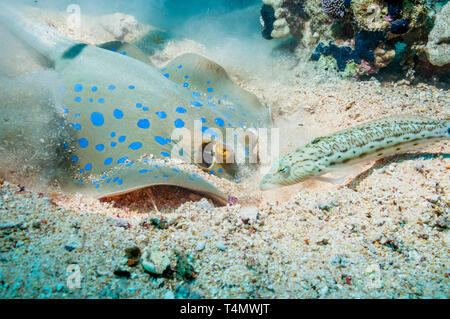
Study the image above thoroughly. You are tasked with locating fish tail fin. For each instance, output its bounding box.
[0,3,76,62]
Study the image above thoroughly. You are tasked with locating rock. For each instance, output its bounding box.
[164,290,175,299]
[114,267,131,279]
[261,0,291,39]
[318,200,338,212]
[426,2,450,66]
[141,247,171,276]
[239,206,259,224]
[64,239,81,252]
[195,241,206,251]
[0,222,24,230]
[374,47,395,68]
[204,230,213,239]
[194,198,215,212]
[153,277,165,288]
[99,13,138,41]
[319,285,329,296]
[216,242,227,251]
[316,239,329,246]
[174,251,197,281]
[125,246,141,267]
[149,217,168,229]
[175,285,201,299]
[111,218,129,228]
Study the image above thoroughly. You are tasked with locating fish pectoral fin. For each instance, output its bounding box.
[314,175,348,185]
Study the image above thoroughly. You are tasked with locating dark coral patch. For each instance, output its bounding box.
[390,20,410,34]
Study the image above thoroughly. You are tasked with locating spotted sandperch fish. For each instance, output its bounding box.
[259,115,450,190]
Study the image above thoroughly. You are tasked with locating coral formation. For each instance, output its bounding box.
[261,0,292,39]
[99,13,138,41]
[424,1,450,66]
[260,4,276,39]
[373,46,396,68]
[260,0,449,79]
[322,0,347,18]
[390,19,410,34]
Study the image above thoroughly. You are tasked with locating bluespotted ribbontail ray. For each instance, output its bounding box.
[99,44,272,176]
[96,41,156,67]
[260,115,450,190]
[0,4,271,203]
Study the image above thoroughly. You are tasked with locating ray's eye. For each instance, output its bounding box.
[279,166,290,174]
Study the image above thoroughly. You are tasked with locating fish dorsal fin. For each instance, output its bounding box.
[97,41,155,67]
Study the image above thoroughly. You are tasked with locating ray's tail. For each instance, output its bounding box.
[0,2,77,62]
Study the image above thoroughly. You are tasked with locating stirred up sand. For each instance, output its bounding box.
[0,7,449,298]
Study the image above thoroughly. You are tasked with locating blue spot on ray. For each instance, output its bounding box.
[90,112,104,126]
[113,109,123,119]
[176,107,186,113]
[191,101,203,107]
[104,158,113,165]
[156,111,167,119]
[137,119,150,129]
[95,144,105,151]
[215,118,225,127]
[74,84,82,92]
[108,85,116,90]
[71,123,82,131]
[85,163,92,171]
[155,136,168,145]
[118,136,126,143]
[129,142,143,150]
[78,138,88,148]
[174,119,185,128]
[117,157,128,164]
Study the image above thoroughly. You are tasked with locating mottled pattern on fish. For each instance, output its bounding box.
[259,115,450,190]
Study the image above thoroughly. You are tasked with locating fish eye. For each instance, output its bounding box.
[279,166,289,174]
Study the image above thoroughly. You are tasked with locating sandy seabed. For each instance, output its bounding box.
[0,7,449,299]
